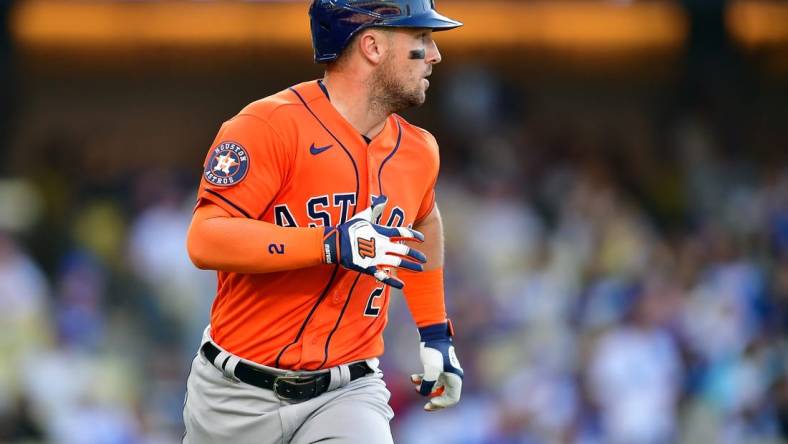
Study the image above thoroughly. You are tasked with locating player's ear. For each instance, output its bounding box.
[357,29,388,65]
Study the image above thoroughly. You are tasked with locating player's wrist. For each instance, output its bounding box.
[417,319,453,343]
[322,226,339,264]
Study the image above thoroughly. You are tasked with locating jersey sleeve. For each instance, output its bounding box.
[414,132,440,224]
[414,187,436,224]
[197,114,292,219]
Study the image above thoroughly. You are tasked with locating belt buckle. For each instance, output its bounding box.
[272,375,313,401]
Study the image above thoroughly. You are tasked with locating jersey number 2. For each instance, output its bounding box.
[364,287,384,317]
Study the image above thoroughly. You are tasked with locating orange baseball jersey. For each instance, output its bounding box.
[196,80,439,370]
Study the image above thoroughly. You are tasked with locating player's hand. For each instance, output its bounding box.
[322,195,426,289]
[411,321,463,412]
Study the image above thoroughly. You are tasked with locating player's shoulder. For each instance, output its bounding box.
[235,86,304,123]
[220,81,318,144]
[394,114,439,151]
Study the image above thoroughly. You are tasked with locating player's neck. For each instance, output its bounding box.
[321,73,388,140]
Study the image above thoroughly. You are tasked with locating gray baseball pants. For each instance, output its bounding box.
[182,332,395,444]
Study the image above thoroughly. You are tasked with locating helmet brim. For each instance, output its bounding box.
[379,10,463,31]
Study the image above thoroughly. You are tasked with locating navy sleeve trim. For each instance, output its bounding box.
[204,189,253,219]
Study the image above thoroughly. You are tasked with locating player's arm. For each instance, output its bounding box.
[187,202,325,273]
[400,204,464,411]
[400,204,447,324]
[187,196,426,287]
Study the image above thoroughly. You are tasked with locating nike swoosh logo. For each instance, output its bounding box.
[310,143,333,155]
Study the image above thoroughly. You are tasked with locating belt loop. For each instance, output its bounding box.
[213,350,229,370]
[327,367,342,391]
[212,349,240,384]
[327,364,351,392]
[222,355,241,384]
[339,364,351,386]
[328,364,351,392]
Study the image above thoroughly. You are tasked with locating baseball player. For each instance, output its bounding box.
[183,1,463,442]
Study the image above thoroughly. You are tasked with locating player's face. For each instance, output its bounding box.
[373,28,442,112]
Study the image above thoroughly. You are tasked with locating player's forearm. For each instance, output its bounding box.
[187,204,325,273]
[409,205,444,270]
[400,205,448,326]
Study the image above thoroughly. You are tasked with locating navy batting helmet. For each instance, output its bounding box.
[309,0,462,63]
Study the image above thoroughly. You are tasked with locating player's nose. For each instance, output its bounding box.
[427,39,442,65]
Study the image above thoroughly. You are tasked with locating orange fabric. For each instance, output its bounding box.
[414,174,437,224]
[399,268,447,327]
[187,204,325,273]
[193,80,440,370]
[198,113,293,220]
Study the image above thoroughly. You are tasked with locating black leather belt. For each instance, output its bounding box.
[201,342,373,401]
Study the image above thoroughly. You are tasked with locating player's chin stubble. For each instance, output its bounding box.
[370,55,425,115]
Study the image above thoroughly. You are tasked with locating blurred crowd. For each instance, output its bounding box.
[0,168,215,443]
[386,75,788,443]
[1,2,788,439]
[0,61,786,444]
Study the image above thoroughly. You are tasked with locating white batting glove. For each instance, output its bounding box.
[411,321,463,411]
[323,195,426,289]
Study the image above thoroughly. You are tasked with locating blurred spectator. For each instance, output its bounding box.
[0,1,14,173]
[127,172,214,347]
[53,252,107,351]
[0,233,51,358]
[0,233,49,443]
[587,279,683,444]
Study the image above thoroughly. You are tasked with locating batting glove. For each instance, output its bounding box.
[323,195,426,289]
[411,321,463,412]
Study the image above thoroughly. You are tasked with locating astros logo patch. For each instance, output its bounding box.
[204,141,249,186]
